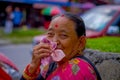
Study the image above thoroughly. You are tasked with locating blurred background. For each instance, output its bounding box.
[0,0,120,80]
[0,0,119,29]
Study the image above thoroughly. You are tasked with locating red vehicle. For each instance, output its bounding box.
[81,5,120,38]
[0,52,21,80]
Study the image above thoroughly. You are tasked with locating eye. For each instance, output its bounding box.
[47,32,54,38]
[60,34,68,39]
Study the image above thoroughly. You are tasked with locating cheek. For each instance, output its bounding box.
[62,40,74,56]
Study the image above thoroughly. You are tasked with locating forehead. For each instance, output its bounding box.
[48,16,76,32]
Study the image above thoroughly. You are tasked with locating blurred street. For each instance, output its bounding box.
[0,44,32,74]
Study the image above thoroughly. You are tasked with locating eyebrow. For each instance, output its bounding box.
[59,30,69,34]
[47,27,69,34]
[47,28,54,31]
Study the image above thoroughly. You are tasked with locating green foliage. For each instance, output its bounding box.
[86,37,120,53]
[0,29,45,37]
[0,28,46,43]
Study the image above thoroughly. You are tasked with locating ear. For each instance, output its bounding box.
[78,36,86,50]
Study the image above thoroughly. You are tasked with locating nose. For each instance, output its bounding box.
[52,35,59,45]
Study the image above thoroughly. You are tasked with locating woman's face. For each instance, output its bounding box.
[46,16,81,60]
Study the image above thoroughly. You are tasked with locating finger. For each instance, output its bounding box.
[31,52,50,66]
[32,52,50,62]
[38,52,50,58]
[39,48,51,54]
[39,42,51,49]
[33,43,51,51]
[33,48,51,55]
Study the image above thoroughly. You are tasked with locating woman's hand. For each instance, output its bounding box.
[29,42,51,73]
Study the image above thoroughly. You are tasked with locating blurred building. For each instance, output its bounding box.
[70,0,120,5]
[0,0,118,28]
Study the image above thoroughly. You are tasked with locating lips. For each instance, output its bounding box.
[55,47,62,50]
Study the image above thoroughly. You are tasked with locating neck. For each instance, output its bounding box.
[57,53,83,66]
[57,57,68,66]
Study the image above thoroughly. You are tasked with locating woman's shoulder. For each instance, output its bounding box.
[69,57,92,67]
[68,57,93,69]
[69,57,91,66]
[68,58,96,74]
[67,58,97,79]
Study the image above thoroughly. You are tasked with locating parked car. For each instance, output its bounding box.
[81,5,120,38]
[0,52,21,80]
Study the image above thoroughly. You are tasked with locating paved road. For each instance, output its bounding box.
[0,44,32,73]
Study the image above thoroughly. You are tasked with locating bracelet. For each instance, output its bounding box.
[23,64,40,80]
[23,72,35,80]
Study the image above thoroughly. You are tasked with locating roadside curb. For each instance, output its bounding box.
[0,39,11,46]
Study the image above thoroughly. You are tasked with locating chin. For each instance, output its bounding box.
[56,57,69,65]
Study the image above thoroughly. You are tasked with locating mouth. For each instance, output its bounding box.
[55,46,63,50]
[55,47,62,50]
